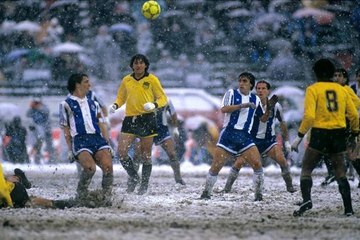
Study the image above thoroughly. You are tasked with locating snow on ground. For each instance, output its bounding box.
[1,162,360,240]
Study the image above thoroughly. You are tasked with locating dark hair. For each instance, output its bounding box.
[334,68,349,85]
[356,68,360,76]
[67,73,88,93]
[129,54,150,72]
[239,72,256,90]
[256,80,271,90]
[312,59,335,81]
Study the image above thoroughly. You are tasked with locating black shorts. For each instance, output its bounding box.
[10,182,30,208]
[122,112,158,137]
[309,128,346,154]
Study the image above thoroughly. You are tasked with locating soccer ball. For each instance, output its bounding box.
[142,1,161,20]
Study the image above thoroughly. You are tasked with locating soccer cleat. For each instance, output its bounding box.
[293,200,312,217]
[254,193,263,201]
[126,175,140,193]
[14,168,32,189]
[286,185,297,193]
[200,191,211,200]
[176,179,186,186]
[345,210,354,217]
[137,183,148,195]
[321,175,336,186]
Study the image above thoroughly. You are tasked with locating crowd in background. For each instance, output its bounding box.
[0,0,359,96]
[1,0,360,165]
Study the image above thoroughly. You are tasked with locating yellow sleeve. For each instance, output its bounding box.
[345,86,360,109]
[0,163,13,207]
[298,87,316,135]
[346,93,360,133]
[152,75,168,108]
[114,78,127,108]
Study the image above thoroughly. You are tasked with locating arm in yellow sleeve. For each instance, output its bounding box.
[114,81,127,108]
[345,86,360,110]
[298,88,316,135]
[152,78,168,108]
[346,94,360,133]
[0,163,13,207]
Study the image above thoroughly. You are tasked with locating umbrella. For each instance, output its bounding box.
[162,10,186,18]
[52,42,85,54]
[109,23,133,33]
[271,86,304,97]
[4,49,29,62]
[293,7,335,25]
[4,48,48,62]
[268,38,292,53]
[255,12,287,25]
[0,103,20,122]
[176,0,204,6]
[13,20,41,33]
[227,8,252,18]
[49,0,79,10]
[184,115,217,131]
[215,1,244,11]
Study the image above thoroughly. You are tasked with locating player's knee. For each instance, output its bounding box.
[83,166,96,175]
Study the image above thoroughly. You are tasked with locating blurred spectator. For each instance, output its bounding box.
[350,68,360,98]
[92,25,120,82]
[4,117,29,164]
[266,47,305,82]
[26,96,55,164]
[51,53,85,82]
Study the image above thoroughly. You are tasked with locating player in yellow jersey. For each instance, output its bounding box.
[109,54,168,195]
[321,68,360,186]
[291,59,359,217]
[0,165,83,209]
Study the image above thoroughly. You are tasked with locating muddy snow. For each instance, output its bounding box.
[1,162,360,240]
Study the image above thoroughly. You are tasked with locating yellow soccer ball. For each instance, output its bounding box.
[142,1,161,20]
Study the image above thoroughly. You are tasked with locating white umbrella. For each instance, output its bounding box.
[293,7,335,25]
[271,86,304,97]
[184,115,216,131]
[109,23,133,33]
[162,10,186,18]
[52,42,85,54]
[215,1,243,11]
[227,8,252,18]
[14,20,41,33]
[50,0,79,10]
[0,103,20,122]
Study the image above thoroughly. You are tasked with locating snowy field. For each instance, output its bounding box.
[1,162,360,240]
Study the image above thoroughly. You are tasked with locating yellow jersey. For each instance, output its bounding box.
[344,85,360,109]
[114,73,168,117]
[0,162,14,207]
[299,82,359,135]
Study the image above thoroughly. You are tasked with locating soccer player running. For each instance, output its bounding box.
[200,72,274,201]
[109,54,167,195]
[59,73,113,205]
[222,80,296,194]
[291,59,359,217]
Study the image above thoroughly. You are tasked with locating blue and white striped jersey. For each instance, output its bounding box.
[250,102,284,139]
[87,90,105,108]
[59,95,102,137]
[221,88,263,133]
